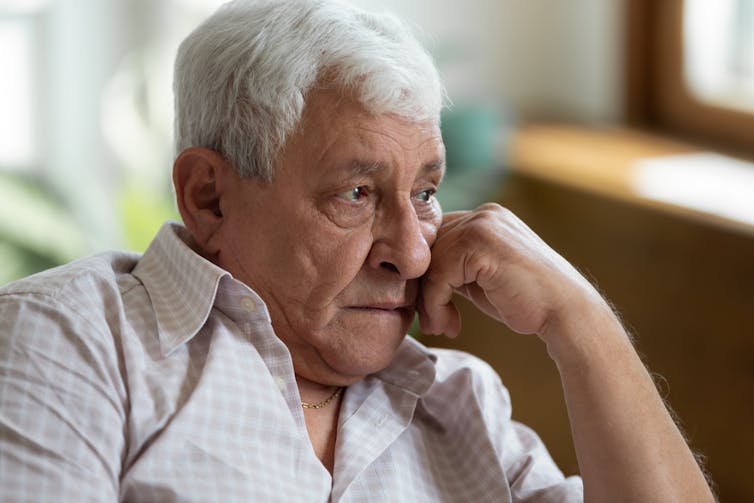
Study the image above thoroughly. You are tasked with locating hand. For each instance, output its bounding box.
[418,204,716,501]
[417,203,603,341]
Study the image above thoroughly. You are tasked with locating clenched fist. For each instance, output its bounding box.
[418,203,609,345]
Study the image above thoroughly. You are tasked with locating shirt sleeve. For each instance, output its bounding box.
[435,348,584,502]
[501,418,584,502]
[0,291,127,502]
[478,363,583,502]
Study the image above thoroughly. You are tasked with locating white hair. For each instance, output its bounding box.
[173,0,446,180]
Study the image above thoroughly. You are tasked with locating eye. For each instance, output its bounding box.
[336,186,369,203]
[414,188,436,203]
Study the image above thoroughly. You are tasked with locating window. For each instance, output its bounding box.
[0,15,37,169]
[684,0,754,114]
[627,0,754,154]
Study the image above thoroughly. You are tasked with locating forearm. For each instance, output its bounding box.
[421,206,715,499]
[545,298,715,502]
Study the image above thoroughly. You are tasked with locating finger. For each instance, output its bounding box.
[456,283,500,321]
[419,260,466,336]
[441,210,469,225]
[417,294,461,338]
[442,203,509,227]
[435,211,471,241]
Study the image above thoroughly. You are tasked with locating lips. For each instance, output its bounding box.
[345,284,418,314]
[347,301,414,313]
[359,302,409,310]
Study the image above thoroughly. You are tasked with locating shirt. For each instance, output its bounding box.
[0,222,583,502]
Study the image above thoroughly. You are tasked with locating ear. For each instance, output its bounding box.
[173,147,235,257]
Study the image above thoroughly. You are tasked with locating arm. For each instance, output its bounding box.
[418,204,715,502]
[0,292,126,502]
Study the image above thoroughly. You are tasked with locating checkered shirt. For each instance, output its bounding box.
[0,222,582,502]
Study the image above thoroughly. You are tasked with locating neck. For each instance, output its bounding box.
[297,375,344,474]
[295,373,343,406]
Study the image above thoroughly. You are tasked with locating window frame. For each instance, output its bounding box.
[626,0,754,156]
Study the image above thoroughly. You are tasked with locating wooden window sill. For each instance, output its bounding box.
[507,123,754,238]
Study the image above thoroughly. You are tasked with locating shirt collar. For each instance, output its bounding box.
[374,335,438,398]
[133,221,231,356]
[133,222,439,393]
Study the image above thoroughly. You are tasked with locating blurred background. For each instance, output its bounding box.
[1,0,752,500]
[0,0,626,282]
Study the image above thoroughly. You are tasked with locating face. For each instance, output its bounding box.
[215,90,445,386]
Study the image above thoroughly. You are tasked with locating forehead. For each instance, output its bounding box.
[287,90,445,175]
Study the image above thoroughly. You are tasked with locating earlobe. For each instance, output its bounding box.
[173,147,232,256]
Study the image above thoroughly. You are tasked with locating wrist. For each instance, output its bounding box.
[540,292,631,371]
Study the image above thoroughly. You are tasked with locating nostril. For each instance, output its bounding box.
[380,261,399,274]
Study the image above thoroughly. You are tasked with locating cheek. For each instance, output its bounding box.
[297,226,375,303]
[327,230,374,276]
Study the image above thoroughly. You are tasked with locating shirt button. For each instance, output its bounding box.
[241,296,257,311]
[274,376,286,391]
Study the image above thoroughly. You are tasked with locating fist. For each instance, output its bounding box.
[417,203,602,339]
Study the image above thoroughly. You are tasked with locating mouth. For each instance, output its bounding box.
[347,302,414,315]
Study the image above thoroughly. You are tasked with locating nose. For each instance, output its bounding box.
[367,197,432,280]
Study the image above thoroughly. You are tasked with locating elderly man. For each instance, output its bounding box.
[0,0,713,501]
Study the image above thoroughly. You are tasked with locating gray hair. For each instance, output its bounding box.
[173,0,446,181]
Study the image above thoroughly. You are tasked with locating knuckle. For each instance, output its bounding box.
[475,202,508,217]
[476,202,504,212]
[472,203,513,224]
[462,204,510,238]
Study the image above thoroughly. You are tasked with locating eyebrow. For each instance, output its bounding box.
[349,159,447,179]
[426,160,447,181]
[350,161,384,176]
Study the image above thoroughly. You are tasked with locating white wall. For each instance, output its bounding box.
[42,0,127,248]
[352,0,626,123]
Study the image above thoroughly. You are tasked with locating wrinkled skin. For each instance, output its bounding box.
[175,89,716,501]
[208,90,445,386]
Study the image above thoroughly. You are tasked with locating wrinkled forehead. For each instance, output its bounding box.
[276,89,445,182]
[301,87,440,128]
[299,89,442,150]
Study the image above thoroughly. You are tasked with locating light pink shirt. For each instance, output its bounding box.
[0,222,582,502]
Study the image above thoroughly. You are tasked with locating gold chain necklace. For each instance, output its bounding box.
[301,387,343,409]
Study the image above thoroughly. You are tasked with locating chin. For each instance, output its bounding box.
[324,330,407,382]
[299,308,413,383]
